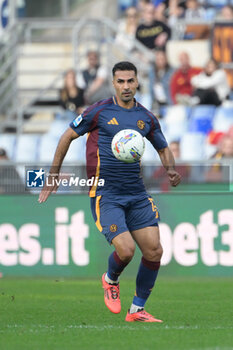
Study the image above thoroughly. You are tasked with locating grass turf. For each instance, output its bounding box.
[0,277,233,350]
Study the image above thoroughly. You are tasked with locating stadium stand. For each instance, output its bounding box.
[180,132,206,160]
[0,0,232,192]
[163,105,189,142]
[188,105,216,135]
[14,134,40,163]
[213,107,233,132]
[0,134,17,159]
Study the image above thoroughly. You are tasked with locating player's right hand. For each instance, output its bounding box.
[167,169,181,187]
[38,174,59,203]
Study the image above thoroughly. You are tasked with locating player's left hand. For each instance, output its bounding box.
[38,174,59,203]
[167,170,181,187]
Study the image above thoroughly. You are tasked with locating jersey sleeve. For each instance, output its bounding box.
[69,103,99,136]
[146,113,168,150]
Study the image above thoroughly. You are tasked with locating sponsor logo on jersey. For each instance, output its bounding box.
[73,114,83,127]
[108,117,119,125]
[137,120,145,130]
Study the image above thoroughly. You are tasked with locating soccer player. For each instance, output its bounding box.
[39,61,181,322]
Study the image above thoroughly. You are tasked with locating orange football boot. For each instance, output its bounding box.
[102,273,121,314]
[125,309,163,322]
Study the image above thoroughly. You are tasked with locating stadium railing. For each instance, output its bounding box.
[0,158,232,194]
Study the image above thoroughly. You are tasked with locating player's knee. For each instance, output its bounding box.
[144,244,163,261]
[117,244,135,263]
[157,244,163,260]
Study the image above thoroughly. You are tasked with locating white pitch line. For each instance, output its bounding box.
[0,324,233,332]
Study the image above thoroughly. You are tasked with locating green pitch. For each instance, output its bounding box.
[0,277,232,350]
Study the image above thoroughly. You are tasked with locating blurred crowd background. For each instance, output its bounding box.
[0,0,233,193]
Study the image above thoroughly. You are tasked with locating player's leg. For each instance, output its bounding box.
[131,226,162,309]
[102,231,135,314]
[90,195,135,313]
[125,194,162,322]
[107,230,135,283]
[125,225,163,322]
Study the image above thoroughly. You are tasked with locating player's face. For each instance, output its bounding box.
[113,70,138,104]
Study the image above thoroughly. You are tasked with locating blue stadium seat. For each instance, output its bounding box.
[213,106,233,132]
[163,106,189,143]
[141,138,160,179]
[15,134,40,162]
[141,138,160,164]
[64,135,86,163]
[205,0,232,8]
[48,120,68,137]
[159,106,168,119]
[180,132,206,161]
[38,134,60,163]
[0,134,16,159]
[205,7,218,20]
[188,105,216,135]
[204,142,217,159]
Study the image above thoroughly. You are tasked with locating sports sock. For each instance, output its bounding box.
[105,274,118,285]
[131,257,160,312]
[129,304,144,314]
[106,251,129,283]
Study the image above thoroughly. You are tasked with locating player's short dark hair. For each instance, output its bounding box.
[112,61,137,77]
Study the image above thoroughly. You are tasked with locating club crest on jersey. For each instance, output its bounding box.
[137,120,145,130]
[110,224,117,232]
[73,114,83,127]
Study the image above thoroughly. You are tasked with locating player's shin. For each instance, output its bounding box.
[130,257,160,313]
[105,251,129,284]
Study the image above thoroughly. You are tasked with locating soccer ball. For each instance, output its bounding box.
[111,129,145,163]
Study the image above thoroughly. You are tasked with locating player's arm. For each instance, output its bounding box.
[38,127,79,203]
[157,146,181,187]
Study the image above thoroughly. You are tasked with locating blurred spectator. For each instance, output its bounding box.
[217,5,233,20]
[59,69,85,117]
[208,130,225,146]
[184,0,206,19]
[136,2,171,50]
[227,126,233,138]
[0,148,25,194]
[191,58,230,106]
[170,52,201,104]
[169,140,181,158]
[138,0,151,14]
[153,140,190,191]
[206,135,233,182]
[77,51,111,105]
[115,7,139,52]
[152,0,169,6]
[153,0,169,22]
[183,0,211,39]
[118,0,138,13]
[168,0,185,27]
[214,135,233,159]
[149,49,174,106]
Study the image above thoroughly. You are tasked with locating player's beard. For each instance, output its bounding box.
[121,91,133,102]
